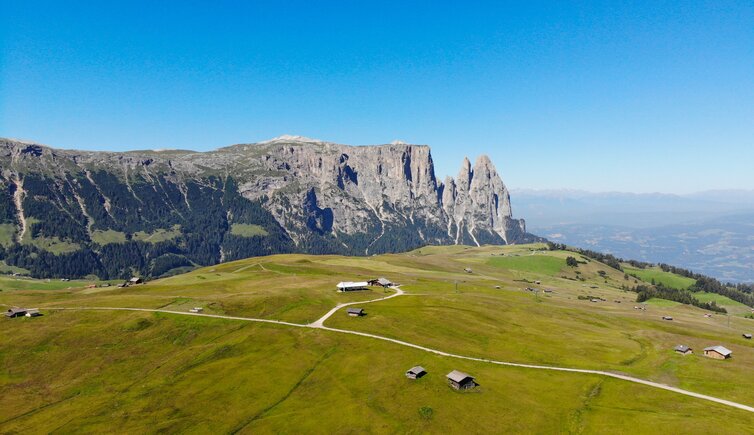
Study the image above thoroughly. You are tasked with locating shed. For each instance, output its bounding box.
[347,308,365,317]
[662,316,673,321]
[5,308,27,318]
[189,307,203,313]
[464,268,473,274]
[129,277,143,284]
[368,277,392,287]
[704,345,732,360]
[674,345,692,355]
[405,366,427,379]
[743,333,752,340]
[337,281,369,292]
[25,309,41,318]
[446,370,476,390]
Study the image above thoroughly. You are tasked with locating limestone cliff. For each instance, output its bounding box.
[0,136,538,279]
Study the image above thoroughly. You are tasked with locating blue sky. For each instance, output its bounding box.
[1,1,753,193]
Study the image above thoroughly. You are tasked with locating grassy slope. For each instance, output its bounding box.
[133,225,182,243]
[624,266,696,290]
[0,223,15,246]
[91,229,127,245]
[1,244,754,432]
[230,223,269,237]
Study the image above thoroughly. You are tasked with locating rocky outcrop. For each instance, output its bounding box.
[0,136,539,279]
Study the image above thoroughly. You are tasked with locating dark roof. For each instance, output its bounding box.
[5,308,27,317]
[674,345,691,352]
[377,277,392,286]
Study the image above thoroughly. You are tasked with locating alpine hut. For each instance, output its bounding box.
[703,345,732,360]
[405,366,427,379]
[446,370,476,390]
[674,345,692,355]
[5,308,27,318]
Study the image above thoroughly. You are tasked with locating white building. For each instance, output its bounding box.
[336,281,369,291]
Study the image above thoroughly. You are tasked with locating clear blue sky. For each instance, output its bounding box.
[2,1,753,193]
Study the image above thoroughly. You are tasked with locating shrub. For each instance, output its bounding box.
[418,406,434,420]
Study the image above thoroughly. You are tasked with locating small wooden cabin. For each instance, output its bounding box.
[5,308,27,318]
[368,278,393,287]
[347,308,365,317]
[405,366,427,379]
[446,370,476,390]
[703,346,732,360]
[674,345,692,355]
[743,333,752,340]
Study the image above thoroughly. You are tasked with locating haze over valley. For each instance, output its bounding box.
[513,190,754,283]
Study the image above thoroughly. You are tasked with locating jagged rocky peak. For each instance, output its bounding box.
[0,136,538,279]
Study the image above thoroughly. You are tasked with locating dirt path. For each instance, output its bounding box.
[43,302,754,414]
[308,285,404,327]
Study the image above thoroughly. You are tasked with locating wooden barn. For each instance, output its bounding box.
[674,345,692,355]
[5,308,27,318]
[347,308,365,317]
[743,333,752,340]
[405,366,427,379]
[367,277,393,287]
[703,345,732,360]
[446,370,476,390]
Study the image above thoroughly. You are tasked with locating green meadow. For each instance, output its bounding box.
[624,266,697,290]
[1,244,754,432]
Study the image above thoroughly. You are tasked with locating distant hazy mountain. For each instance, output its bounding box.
[0,136,537,279]
[513,189,754,282]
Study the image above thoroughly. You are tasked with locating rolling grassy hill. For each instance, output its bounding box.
[2,244,754,432]
[624,265,697,290]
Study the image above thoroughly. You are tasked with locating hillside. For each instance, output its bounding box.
[0,137,537,280]
[513,190,754,283]
[2,244,754,432]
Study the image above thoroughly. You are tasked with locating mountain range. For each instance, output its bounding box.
[0,136,537,279]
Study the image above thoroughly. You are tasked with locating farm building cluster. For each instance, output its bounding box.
[116,277,144,288]
[403,366,478,390]
[336,277,393,291]
[674,344,734,359]
[5,308,41,318]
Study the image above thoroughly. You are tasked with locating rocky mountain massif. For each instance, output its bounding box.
[0,136,538,279]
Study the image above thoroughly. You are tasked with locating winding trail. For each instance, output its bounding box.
[43,289,754,415]
[308,285,404,327]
